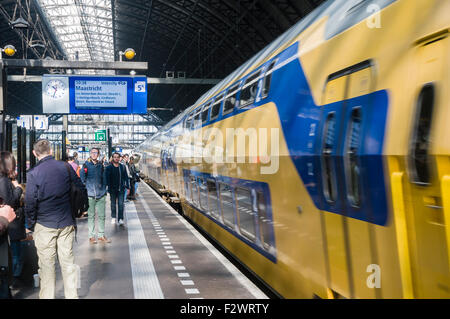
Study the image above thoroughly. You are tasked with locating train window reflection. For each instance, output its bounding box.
[235,187,256,242]
[239,70,262,108]
[199,178,208,211]
[191,176,199,205]
[201,102,211,124]
[262,60,276,99]
[257,191,271,250]
[223,83,240,115]
[409,83,435,185]
[207,179,220,220]
[210,94,224,121]
[184,177,191,201]
[346,108,362,207]
[322,112,338,203]
[219,182,235,228]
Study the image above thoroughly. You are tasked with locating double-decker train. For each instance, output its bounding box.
[134,0,450,298]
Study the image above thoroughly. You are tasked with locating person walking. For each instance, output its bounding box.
[24,139,86,299]
[72,152,79,166]
[80,148,110,244]
[67,156,78,172]
[128,156,137,200]
[121,154,131,203]
[105,152,129,226]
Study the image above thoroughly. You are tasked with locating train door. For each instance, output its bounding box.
[319,62,380,298]
[398,33,450,298]
[320,74,352,298]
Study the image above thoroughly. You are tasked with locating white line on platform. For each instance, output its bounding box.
[126,201,164,299]
[141,182,268,299]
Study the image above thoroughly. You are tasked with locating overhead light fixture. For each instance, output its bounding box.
[11,17,29,29]
[118,48,136,61]
[0,45,16,58]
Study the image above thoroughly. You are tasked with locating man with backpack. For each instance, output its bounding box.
[80,148,110,244]
[25,139,85,299]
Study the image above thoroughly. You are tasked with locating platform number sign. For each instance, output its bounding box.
[34,115,49,130]
[95,129,107,142]
[135,81,146,93]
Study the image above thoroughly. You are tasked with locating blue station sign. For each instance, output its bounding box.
[42,75,147,114]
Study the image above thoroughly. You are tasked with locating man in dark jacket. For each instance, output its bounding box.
[80,148,110,244]
[25,139,85,299]
[105,152,129,226]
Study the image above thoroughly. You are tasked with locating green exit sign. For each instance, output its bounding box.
[95,129,107,142]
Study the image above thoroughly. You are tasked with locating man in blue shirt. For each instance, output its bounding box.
[80,148,110,244]
[25,139,85,299]
[105,152,129,226]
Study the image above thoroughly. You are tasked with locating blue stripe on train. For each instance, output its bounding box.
[270,42,390,226]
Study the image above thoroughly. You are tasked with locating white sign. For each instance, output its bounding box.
[17,115,32,129]
[34,115,49,130]
[42,75,70,113]
[134,81,146,93]
[74,80,127,108]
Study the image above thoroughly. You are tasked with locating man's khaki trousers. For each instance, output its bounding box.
[34,223,78,299]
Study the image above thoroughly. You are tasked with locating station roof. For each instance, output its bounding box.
[1,0,325,122]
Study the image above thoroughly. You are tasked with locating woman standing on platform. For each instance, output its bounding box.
[0,152,24,298]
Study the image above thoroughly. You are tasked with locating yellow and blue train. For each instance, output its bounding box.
[135,0,450,298]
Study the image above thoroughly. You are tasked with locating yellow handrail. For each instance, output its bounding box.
[391,172,414,298]
[441,175,450,271]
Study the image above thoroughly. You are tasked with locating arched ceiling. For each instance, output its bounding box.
[1,0,326,122]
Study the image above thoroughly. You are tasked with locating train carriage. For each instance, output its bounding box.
[135,0,450,298]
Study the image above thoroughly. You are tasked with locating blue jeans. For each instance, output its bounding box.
[10,241,24,277]
[110,191,125,220]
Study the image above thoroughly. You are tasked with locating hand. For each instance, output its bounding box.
[12,180,20,188]
[0,205,16,223]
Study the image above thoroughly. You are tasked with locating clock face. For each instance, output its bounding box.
[45,79,66,99]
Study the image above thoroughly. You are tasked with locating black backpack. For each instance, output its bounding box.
[65,164,89,219]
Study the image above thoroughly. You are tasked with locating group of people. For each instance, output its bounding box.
[0,139,141,299]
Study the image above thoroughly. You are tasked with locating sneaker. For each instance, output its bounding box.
[118,219,124,226]
[111,218,116,225]
[97,236,112,243]
[89,237,97,244]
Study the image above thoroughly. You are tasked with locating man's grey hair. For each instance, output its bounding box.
[33,139,51,156]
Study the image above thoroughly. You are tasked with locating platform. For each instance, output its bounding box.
[13,182,268,299]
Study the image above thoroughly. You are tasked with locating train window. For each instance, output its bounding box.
[223,83,240,115]
[207,179,220,219]
[210,93,224,121]
[239,70,262,108]
[184,176,191,201]
[193,110,201,128]
[345,108,362,207]
[198,177,208,211]
[322,112,338,203]
[257,191,271,250]
[235,187,256,242]
[219,182,235,228]
[185,114,193,129]
[409,83,435,185]
[190,175,199,206]
[201,102,211,124]
[261,60,276,99]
